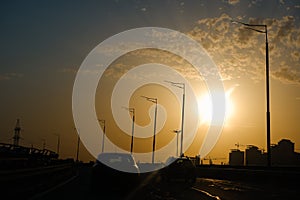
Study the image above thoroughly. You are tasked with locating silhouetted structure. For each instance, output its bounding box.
[0,143,59,169]
[271,139,300,166]
[229,139,300,166]
[13,119,21,146]
[229,149,244,166]
[232,20,271,167]
[245,145,266,166]
[189,155,201,166]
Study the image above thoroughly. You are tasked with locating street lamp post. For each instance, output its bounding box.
[75,128,80,162]
[41,139,46,150]
[232,20,271,167]
[141,96,158,164]
[124,107,135,154]
[53,133,60,156]
[99,119,106,153]
[165,81,185,157]
[173,130,181,157]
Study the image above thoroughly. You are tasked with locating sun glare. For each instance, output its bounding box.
[198,88,234,125]
[198,94,212,124]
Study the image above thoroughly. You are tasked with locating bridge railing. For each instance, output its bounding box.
[0,142,60,169]
[0,159,77,198]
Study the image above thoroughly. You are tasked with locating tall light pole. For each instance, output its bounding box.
[232,20,271,167]
[141,96,158,164]
[75,128,80,162]
[53,133,60,156]
[41,139,46,150]
[165,81,185,157]
[99,119,106,153]
[173,130,181,157]
[123,107,135,154]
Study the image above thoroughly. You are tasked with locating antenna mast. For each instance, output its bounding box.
[13,119,21,146]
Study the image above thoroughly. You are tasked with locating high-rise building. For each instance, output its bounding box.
[245,145,266,166]
[271,139,296,166]
[229,149,244,166]
[229,139,300,167]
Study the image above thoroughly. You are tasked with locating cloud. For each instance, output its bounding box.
[291,51,300,61]
[187,14,300,84]
[272,65,300,84]
[227,0,240,5]
[103,49,206,81]
[58,68,77,74]
[275,16,295,42]
[0,73,23,81]
[84,14,300,85]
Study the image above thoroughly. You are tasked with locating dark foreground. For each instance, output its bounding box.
[30,165,300,200]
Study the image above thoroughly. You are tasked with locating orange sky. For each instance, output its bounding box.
[0,1,300,163]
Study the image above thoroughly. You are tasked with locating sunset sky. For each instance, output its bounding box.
[1,0,300,163]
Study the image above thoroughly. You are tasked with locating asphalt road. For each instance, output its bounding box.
[32,165,209,200]
[32,166,300,200]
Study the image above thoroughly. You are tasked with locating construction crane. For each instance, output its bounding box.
[235,142,246,150]
[13,119,21,146]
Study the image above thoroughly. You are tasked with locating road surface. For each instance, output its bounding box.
[32,166,299,200]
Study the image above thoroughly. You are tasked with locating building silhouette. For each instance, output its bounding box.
[229,139,300,166]
[229,149,244,166]
[245,145,266,166]
[271,139,300,166]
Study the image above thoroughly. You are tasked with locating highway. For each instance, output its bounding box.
[32,165,207,200]
[31,165,299,200]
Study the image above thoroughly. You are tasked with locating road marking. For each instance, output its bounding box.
[29,175,79,200]
[191,187,221,200]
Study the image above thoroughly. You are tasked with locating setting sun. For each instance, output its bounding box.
[198,88,234,125]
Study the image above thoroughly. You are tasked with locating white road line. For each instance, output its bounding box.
[30,175,79,200]
[191,187,221,200]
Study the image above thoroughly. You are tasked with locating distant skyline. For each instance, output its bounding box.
[1,0,300,163]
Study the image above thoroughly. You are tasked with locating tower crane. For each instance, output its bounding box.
[235,142,246,150]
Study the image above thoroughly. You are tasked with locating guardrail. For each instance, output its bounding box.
[0,161,77,198]
[0,143,60,170]
[196,165,300,184]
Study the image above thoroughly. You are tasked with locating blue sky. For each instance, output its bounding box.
[1,0,299,79]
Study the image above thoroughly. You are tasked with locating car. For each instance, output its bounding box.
[160,156,197,186]
[91,152,140,193]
